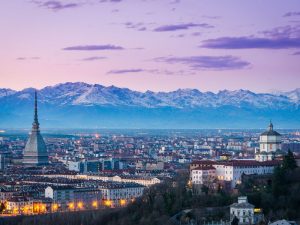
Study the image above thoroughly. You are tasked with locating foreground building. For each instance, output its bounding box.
[6,196,33,215]
[23,91,49,166]
[230,196,264,225]
[45,186,101,210]
[99,182,145,207]
[191,159,279,188]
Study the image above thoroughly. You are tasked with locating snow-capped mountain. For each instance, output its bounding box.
[0,88,16,98]
[0,82,299,128]
[0,82,298,109]
[272,88,300,105]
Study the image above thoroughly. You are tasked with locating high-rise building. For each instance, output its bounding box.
[23,91,49,166]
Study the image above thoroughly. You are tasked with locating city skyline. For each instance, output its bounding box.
[1,0,300,92]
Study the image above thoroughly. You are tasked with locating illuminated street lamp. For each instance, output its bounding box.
[68,202,75,210]
[77,202,83,210]
[92,201,98,208]
[104,200,112,207]
[52,204,58,212]
[120,199,126,206]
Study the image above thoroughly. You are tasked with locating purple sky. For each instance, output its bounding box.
[1,0,300,92]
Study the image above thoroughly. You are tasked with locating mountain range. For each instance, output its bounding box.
[0,82,299,129]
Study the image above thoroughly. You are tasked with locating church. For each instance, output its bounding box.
[255,122,282,162]
[23,91,49,166]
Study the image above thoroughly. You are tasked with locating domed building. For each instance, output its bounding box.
[255,122,281,162]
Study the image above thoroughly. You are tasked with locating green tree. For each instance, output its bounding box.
[231,216,239,225]
[272,165,286,196]
[282,150,297,171]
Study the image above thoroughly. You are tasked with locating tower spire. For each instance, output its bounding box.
[33,90,39,130]
[269,120,273,131]
[23,89,49,166]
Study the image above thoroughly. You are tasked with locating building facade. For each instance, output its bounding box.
[191,166,216,185]
[98,183,145,207]
[256,122,282,162]
[230,196,254,225]
[191,160,279,188]
[45,186,101,210]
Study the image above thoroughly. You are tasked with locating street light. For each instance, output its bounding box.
[92,201,98,208]
[68,202,75,210]
[77,202,83,210]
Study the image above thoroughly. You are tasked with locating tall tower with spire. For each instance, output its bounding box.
[23,91,49,166]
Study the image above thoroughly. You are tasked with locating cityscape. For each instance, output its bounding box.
[0,1,300,225]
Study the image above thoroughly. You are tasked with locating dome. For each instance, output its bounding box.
[261,121,281,136]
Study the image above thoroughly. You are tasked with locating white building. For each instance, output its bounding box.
[269,220,298,225]
[230,196,254,225]
[191,166,216,185]
[191,159,279,188]
[41,174,161,187]
[98,183,145,207]
[6,196,33,215]
[45,186,75,208]
[256,122,282,162]
[45,186,101,210]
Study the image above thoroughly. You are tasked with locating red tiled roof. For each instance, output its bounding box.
[191,159,281,167]
[192,166,216,171]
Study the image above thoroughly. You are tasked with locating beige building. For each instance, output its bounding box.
[256,122,282,162]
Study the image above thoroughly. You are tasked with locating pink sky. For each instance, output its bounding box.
[0,0,300,93]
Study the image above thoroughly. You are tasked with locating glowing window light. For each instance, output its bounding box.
[77,202,83,209]
[68,202,75,210]
[52,204,58,211]
[92,201,98,208]
[40,204,46,212]
[104,200,112,207]
[120,199,126,206]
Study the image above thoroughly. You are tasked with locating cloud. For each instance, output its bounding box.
[16,57,40,60]
[100,0,123,2]
[32,0,123,11]
[107,69,144,74]
[292,51,300,55]
[124,22,148,31]
[107,68,192,76]
[201,25,300,49]
[154,55,250,70]
[169,0,180,4]
[283,12,300,17]
[81,56,107,61]
[261,25,300,38]
[191,32,202,36]
[63,45,124,51]
[201,36,300,49]
[34,1,80,10]
[153,23,213,32]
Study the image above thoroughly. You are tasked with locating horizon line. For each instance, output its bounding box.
[1,81,299,95]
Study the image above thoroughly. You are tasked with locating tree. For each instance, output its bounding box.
[272,166,286,196]
[0,202,5,213]
[231,216,239,225]
[282,150,297,171]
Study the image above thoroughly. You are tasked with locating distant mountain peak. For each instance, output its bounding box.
[0,82,299,108]
[0,82,299,128]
